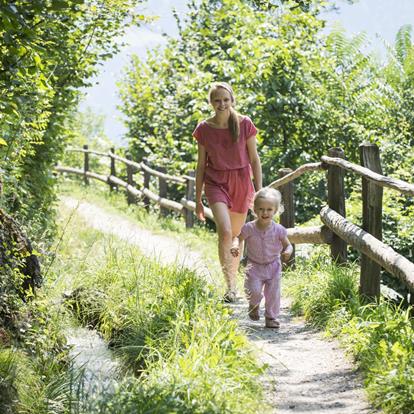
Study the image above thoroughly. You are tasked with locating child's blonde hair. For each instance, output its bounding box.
[253,188,284,214]
[208,82,240,143]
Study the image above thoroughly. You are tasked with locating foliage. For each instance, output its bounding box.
[61,107,114,173]
[0,297,78,414]
[49,192,265,413]
[0,0,145,240]
[285,251,360,327]
[119,0,413,222]
[284,254,414,414]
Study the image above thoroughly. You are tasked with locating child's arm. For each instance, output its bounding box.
[230,235,245,257]
[281,236,293,263]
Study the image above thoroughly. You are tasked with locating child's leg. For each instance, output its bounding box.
[263,275,281,320]
[244,272,264,310]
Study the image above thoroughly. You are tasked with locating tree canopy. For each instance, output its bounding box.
[119,0,414,219]
[0,0,145,237]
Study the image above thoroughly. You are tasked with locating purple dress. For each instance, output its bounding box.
[240,220,287,319]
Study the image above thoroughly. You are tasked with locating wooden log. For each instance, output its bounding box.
[142,158,151,211]
[83,144,89,186]
[268,162,323,189]
[126,154,136,205]
[321,155,414,196]
[359,143,383,299]
[185,170,195,228]
[180,198,215,222]
[67,148,110,157]
[327,147,347,264]
[56,166,84,175]
[320,206,414,293]
[55,165,108,184]
[108,175,142,198]
[158,167,168,217]
[141,187,183,213]
[57,165,182,214]
[111,153,142,171]
[109,147,118,192]
[286,225,333,245]
[86,171,109,184]
[140,162,186,184]
[183,174,196,183]
[278,168,295,267]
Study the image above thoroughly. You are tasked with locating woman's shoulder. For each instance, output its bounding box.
[238,114,254,123]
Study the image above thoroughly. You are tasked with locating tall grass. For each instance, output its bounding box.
[284,253,414,414]
[47,190,266,413]
[0,301,86,414]
[57,179,219,265]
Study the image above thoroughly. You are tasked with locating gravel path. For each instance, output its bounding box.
[62,196,379,414]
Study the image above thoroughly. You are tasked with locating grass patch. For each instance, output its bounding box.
[284,253,414,414]
[57,178,219,266]
[48,186,266,413]
[0,298,82,414]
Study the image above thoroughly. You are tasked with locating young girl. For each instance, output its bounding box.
[193,82,262,302]
[231,188,292,328]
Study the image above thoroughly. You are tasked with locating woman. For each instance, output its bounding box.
[193,82,262,302]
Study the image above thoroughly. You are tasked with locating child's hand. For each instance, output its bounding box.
[281,250,291,263]
[230,247,239,257]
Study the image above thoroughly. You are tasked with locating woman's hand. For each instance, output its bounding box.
[196,201,205,221]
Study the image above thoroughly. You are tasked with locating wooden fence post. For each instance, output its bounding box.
[278,168,295,267]
[83,144,89,186]
[359,142,383,300]
[158,167,168,217]
[126,153,136,205]
[109,147,118,192]
[327,147,347,264]
[185,170,195,228]
[143,158,151,211]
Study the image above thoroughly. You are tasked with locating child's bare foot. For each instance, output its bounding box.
[265,318,280,329]
[248,304,260,321]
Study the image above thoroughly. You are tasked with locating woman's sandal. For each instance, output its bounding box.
[223,290,237,303]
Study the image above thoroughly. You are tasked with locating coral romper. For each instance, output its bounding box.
[192,116,257,214]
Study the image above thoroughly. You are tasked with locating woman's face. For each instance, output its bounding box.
[210,88,233,115]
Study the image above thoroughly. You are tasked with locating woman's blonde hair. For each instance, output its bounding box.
[253,188,284,214]
[208,82,240,143]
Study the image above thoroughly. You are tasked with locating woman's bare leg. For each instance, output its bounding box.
[229,211,248,279]
[210,203,248,295]
[210,202,235,292]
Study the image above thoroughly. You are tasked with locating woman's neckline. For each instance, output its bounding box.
[204,116,246,130]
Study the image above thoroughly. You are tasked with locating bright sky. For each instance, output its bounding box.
[80,0,414,145]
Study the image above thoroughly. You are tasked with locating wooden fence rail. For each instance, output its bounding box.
[57,143,414,299]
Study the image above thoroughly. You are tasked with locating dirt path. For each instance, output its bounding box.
[62,196,378,414]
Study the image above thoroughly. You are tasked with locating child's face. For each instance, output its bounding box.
[254,198,277,224]
[210,88,232,114]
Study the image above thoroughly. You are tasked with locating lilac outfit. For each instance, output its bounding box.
[240,220,287,319]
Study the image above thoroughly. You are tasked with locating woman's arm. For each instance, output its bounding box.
[230,234,245,257]
[195,143,207,221]
[247,137,262,191]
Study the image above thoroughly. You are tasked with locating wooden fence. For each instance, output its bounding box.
[56,143,414,300]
